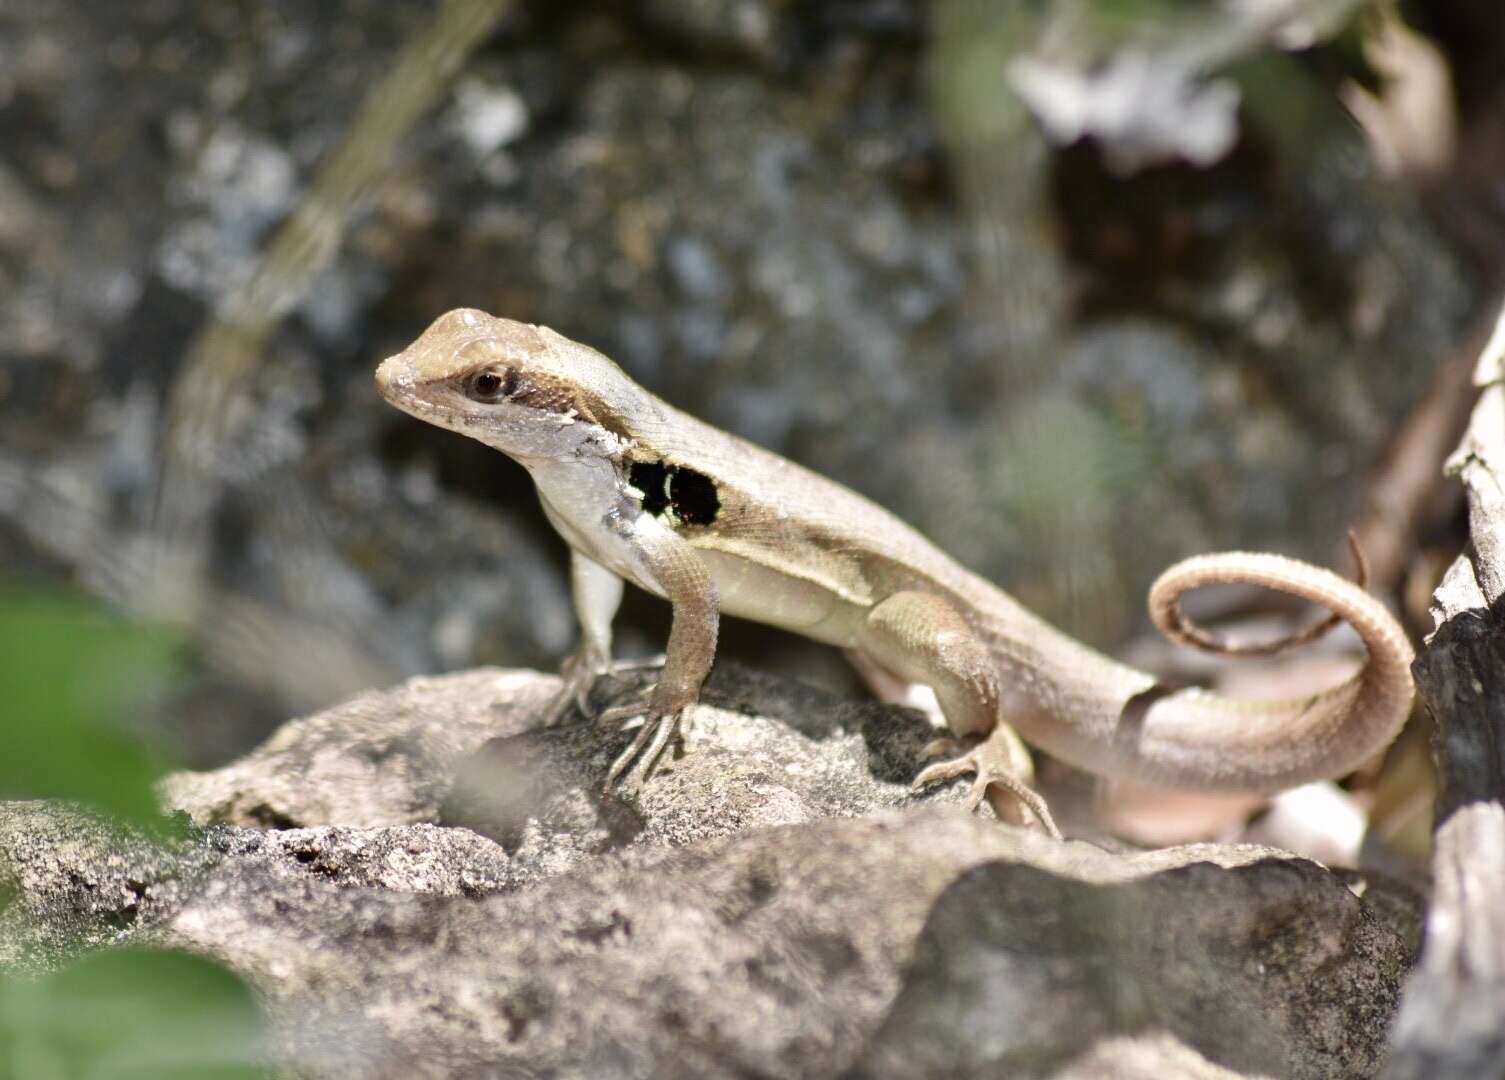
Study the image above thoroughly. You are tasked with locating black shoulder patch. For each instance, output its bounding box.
[667,466,719,526]
[627,459,719,527]
[628,460,672,517]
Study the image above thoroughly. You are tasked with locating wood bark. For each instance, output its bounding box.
[1383,306,1505,1079]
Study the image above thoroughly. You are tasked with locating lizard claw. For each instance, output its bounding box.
[602,707,683,789]
[546,655,685,791]
[543,652,605,727]
[913,744,1062,839]
[544,653,666,727]
[919,735,963,762]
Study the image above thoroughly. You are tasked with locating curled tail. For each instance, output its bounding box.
[1123,548,1415,793]
[1151,533,1370,658]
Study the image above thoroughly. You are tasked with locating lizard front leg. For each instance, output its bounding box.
[544,550,627,725]
[597,515,719,787]
[854,591,1060,838]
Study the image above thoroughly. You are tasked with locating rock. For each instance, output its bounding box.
[851,856,1404,1080]
[0,801,210,974]
[162,663,963,888]
[159,668,563,830]
[202,823,520,898]
[1,800,1408,1080]
[4,669,1415,1079]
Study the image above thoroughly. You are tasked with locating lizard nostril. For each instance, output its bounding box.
[374,353,417,397]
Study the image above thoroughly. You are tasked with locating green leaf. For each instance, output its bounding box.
[0,949,267,1079]
[0,590,183,827]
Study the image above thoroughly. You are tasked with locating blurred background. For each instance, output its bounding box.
[1,0,1497,853]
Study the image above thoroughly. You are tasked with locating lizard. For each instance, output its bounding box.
[374,308,1416,837]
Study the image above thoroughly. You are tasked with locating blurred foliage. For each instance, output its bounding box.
[1226,50,1355,163]
[0,590,183,828]
[0,949,265,1079]
[0,596,269,1075]
[929,1,1039,147]
[981,397,1156,630]
[935,0,1378,178]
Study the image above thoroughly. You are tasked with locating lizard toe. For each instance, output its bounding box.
[913,747,1062,839]
[604,710,684,790]
[918,735,964,763]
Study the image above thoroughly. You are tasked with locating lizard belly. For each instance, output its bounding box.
[697,548,866,647]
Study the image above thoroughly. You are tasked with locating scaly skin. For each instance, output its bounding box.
[375,309,1416,836]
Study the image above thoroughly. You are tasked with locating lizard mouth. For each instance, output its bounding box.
[373,352,451,423]
[374,350,496,438]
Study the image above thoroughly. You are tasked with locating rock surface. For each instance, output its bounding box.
[3,668,1414,1079]
[162,663,961,879]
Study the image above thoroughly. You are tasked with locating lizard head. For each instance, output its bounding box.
[374,308,641,458]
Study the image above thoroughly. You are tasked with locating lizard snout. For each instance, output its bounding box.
[374,352,419,401]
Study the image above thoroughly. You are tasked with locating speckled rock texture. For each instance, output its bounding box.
[162,663,972,884]
[3,668,1413,1079]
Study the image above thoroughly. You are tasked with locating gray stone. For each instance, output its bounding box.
[162,662,969,888]
[0,802,210,974]
[4,669,1415,1079]
[159,668,563,830]
[850,855,1404,1079]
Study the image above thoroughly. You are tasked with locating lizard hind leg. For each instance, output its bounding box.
[854,591,1061,838]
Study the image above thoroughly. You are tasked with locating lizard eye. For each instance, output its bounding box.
[467,367,518,403]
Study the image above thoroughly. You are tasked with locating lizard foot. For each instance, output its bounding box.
[543,653,666,727]
[913,738,1062,840]
[543,649,606,727]
[599,702,684,790]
